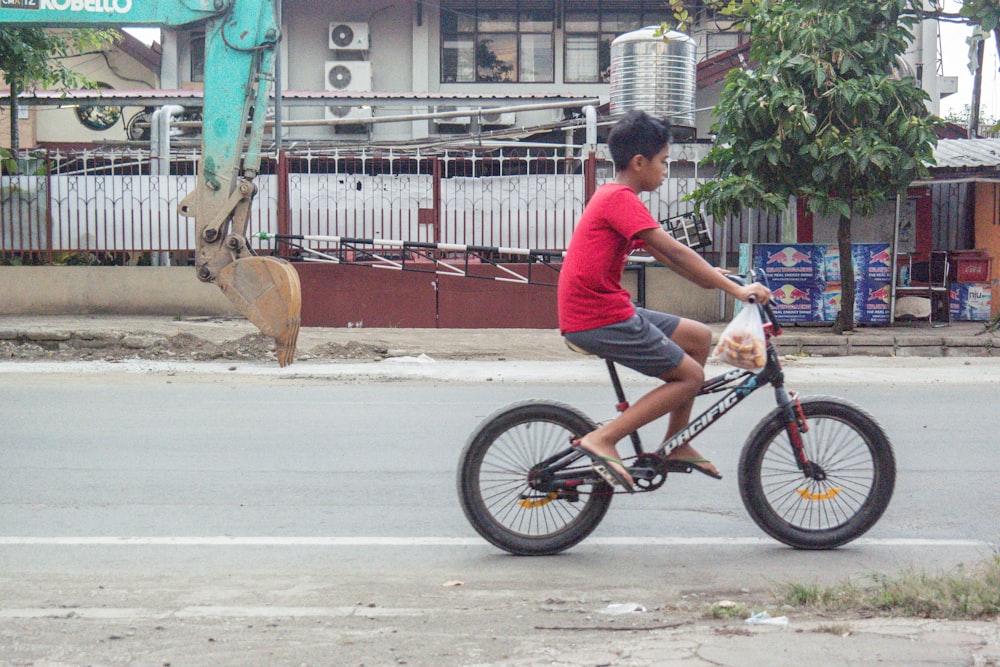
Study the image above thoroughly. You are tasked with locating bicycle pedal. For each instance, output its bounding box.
[664,460,694,474]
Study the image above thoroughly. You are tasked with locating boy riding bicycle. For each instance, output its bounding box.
[558,110,770,491]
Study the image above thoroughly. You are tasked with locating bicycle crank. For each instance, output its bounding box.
[630,453,668,491]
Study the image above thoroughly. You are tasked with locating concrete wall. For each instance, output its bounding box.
[0,264,724,324]
[630,266,728,323]
[0,267,237,317]
[34,48,155,145]
[0,107,36,150]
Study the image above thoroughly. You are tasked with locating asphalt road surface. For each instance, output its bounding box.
[1,360,998,665]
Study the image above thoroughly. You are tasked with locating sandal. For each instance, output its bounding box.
[575,444,635,493]
[665,457,723,480]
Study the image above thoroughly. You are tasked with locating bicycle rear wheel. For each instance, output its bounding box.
[457,400,611,555]
[738,396,895,549]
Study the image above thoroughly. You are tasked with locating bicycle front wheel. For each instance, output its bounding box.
[457,400,611,556]
[738,396,895,549]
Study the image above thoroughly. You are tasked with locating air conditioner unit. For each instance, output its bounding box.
[329,22,370,50]
[325,61,372,91]
[434,106,515,127]
[325,104,373,122]
[324,61,372,122]
[480,110,516,126]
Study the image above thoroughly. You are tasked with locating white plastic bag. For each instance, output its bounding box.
[712,304,766,372]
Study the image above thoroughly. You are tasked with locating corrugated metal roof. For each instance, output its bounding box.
[933,138,1000,170]
[4,89,600,108]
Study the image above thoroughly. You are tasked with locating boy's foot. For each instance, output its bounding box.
[575,436,635,491]
[666,444,721,479]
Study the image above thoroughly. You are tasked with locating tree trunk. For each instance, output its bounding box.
[833,212,855,334]
[7,86,21,154]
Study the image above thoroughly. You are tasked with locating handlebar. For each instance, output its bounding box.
[726,273,783,336]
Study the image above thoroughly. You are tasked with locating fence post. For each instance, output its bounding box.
[276,148,290,248]
[584,150,597,204]
[432,156,441,245]
[44,149,53,264]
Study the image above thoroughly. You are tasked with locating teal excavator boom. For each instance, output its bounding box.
[1,0,301,366]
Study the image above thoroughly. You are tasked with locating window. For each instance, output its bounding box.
[563,1,664,83]
[441,1,554,83]
[190,32,205,83]
[704,32,747,60]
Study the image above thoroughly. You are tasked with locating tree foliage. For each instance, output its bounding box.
[689,0,940,331]
[0,27,119,153]
[956,0,1000,32]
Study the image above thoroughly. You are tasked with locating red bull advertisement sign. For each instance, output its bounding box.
[752,243,891,324]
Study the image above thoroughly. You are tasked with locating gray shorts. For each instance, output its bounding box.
[563,308,684,378]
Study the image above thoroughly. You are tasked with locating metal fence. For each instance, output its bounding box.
[1,146,781,265]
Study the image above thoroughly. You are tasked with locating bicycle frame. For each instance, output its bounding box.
[529,300,813,495]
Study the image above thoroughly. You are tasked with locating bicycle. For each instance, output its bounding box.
[457,276,896,556]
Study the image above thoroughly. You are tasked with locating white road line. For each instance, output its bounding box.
[0,536,990,547]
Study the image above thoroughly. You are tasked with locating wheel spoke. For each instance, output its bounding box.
[458,402,613,554]
[741,399,894,548]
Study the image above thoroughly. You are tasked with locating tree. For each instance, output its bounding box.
[689,0,940,333]
[943,103,999,135]
[0,27,119,153]
[954,1,1000,137]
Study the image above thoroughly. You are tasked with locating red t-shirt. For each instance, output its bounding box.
[558,183,660,333]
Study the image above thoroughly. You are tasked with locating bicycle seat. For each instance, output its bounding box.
[564,339,596,356]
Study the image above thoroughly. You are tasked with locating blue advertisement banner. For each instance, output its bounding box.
[752,243,891,324]
[950,283,992,321]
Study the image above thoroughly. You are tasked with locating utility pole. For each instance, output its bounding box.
[969,37,985,137]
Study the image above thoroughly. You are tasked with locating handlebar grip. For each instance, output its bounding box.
[761,299,782,335]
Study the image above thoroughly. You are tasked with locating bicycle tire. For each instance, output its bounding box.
[738,396,895,549]
[457,400,611,556]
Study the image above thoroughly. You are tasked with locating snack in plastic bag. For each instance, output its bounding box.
[713,304,767,371]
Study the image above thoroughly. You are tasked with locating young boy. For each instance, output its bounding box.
[558,110,770,490]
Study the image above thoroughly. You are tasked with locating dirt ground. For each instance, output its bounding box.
[0,315,578,365]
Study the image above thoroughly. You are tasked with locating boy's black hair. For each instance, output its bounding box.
[607,110,672,170]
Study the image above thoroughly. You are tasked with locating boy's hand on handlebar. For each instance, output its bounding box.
[738,282,771,304]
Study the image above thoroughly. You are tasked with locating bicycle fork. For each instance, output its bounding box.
[775,385,823,480]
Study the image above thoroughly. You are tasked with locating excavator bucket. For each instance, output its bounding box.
[216,256,302,367]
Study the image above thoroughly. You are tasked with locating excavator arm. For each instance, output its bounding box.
[1,0,301,366]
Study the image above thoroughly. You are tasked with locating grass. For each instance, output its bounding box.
[813,623,853,636]
[706,601,751,619]
[777,553,1000,620]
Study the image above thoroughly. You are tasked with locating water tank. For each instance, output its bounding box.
[610,27,697,127]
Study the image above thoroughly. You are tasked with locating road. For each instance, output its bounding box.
[1,360,998,665]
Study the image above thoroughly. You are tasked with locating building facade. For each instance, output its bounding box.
[8,0,956,148]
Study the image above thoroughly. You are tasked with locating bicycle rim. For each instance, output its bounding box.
[740,397,894,548]
[459,401,611,555]
[762,425,874,527]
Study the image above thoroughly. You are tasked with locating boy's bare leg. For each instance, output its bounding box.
[576,355,705,486]
[660,319,720,476]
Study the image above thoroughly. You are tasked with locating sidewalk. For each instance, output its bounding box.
[1,314,997,363]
